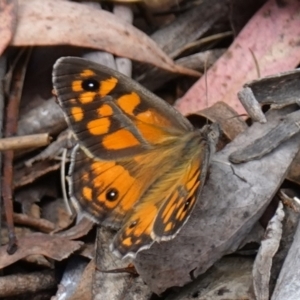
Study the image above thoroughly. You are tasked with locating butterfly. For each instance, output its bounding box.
[52,57,219,259]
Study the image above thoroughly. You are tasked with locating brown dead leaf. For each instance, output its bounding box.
[11,0,199,76]
[0,233,82,269]
[0,0,17,56]
[14,160,61,189]
[176,0,300,115]
[56,217,94,240]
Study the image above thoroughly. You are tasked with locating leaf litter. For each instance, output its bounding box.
[0,0,300,299]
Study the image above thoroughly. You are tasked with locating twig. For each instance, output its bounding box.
[0,133,50,151]
[13,213,55,233]
[0,55,6,251]
[2,49,31,254]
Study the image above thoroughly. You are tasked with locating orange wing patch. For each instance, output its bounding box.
[70,146,158,228]
[117,92,140,115]
[111,201,157,257]
[152,158,203,240]
[72,75,117,104]
[71,107,84,122]
[97,104,113,117]
[87,118,111,135]
[102,129,140,150]
[99,77,118,97]
[82,186,92,202]
[80,69,96,77]
[136,109,175,128]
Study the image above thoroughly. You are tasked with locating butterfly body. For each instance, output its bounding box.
[53,57,219,258]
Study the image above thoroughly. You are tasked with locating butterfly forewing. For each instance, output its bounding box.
[53,57,193,161]
[53,56,217,259]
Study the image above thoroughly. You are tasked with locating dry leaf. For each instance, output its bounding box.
[253,202,284,300]
[0,0,17,56]
[0,233,83,269]
[11,0,199,76]
[176,0,300,115]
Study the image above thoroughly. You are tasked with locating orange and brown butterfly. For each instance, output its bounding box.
[52,57,219,259]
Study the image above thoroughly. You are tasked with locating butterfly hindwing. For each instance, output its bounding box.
[110,134,211,258]
[152,150,209,240]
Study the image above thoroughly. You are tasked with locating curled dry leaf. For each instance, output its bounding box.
[13,160,61,189]
[0,233,83,269]
[176,0,300,115]
[0,0,17,56]
[11,0,199,76]
[271,208,300,300]
[56,217,94,240]
[253,202,284,300]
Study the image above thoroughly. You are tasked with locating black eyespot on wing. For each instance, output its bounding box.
[106,188,119,201]
[82,78,100,91]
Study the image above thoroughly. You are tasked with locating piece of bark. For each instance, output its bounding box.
[229,108,300,163]
[166,257,255,300]
[286,149,300,185]
[0,270,56,298]
[243,69,300,108]
[53,256,91,300]
[133,107,300,294]
[253,202,284,300]
[271,208,300,299]
[136,0,229,90]
[238,87,267,123]
[269,193,300,294]
[17,97,66,136]
[93,227,152,299]
[150,0,229,59]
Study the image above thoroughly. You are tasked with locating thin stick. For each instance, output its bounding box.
[2,49,31,254]
[0,133,50,151]
[0,55,6,257]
